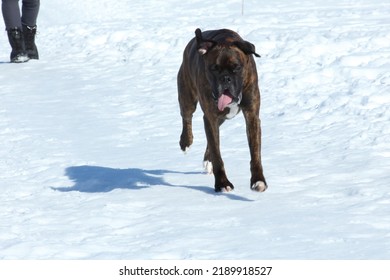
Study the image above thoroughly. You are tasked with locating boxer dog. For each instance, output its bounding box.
[177,28,267,192]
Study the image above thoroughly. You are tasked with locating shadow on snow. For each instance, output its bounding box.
[52,165,254,202]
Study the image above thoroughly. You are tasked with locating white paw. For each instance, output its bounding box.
[203,160,213,174]
[221,186,233,192]
[251,181,267,192]
[183,146,190,154]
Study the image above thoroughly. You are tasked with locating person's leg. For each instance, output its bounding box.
[21,0,39,27]
[2,0,29,62]
[2,0,22,29]
[21,0,40,59]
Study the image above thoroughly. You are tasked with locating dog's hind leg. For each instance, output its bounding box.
[178,67,198,152]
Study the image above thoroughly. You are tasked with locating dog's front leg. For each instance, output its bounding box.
[203,115,234,192]
[243,109,267,192]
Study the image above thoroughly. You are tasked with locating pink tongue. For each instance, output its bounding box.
[218,94,233,111]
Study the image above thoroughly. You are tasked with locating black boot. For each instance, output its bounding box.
[7,27,29,63]
[22,25,39,60]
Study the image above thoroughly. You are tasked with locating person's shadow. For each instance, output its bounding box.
[52,165,253,201]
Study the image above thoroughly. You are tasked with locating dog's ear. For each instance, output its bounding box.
[233,40,261,57]
[195,28,216,55]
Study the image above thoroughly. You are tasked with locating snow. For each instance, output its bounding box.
[1,0,389,260]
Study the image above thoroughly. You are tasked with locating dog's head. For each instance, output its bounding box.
[195,28,260,111]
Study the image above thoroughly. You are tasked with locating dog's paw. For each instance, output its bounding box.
[215,183,234,193]
[179,131,193,153]
[182,146,191,154]
[221,186,233,192]
[215,186,234,193]
[203,160,213,174]
[180,142,191,153]
[251,181,267,192]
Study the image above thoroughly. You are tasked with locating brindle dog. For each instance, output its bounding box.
[178,28,267,192]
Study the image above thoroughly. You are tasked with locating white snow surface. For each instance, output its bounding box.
[1,0,389,260]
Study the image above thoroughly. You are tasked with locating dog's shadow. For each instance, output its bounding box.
[52,165,253,201]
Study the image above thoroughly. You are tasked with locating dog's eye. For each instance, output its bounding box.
[209,64,220,72]
[232,65,242,73]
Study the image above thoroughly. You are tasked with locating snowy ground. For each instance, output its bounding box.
[0,0,389,259]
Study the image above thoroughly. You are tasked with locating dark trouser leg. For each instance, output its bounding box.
[21,0,40,27]
[21,0,40,59]
[2,0,22,29]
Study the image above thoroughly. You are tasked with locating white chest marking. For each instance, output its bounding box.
[225,103,240,119]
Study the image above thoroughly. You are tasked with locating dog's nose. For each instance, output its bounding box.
[222,75,232,84]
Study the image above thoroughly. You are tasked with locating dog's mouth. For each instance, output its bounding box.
[218,90,233,111]
[214,89,241,111]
